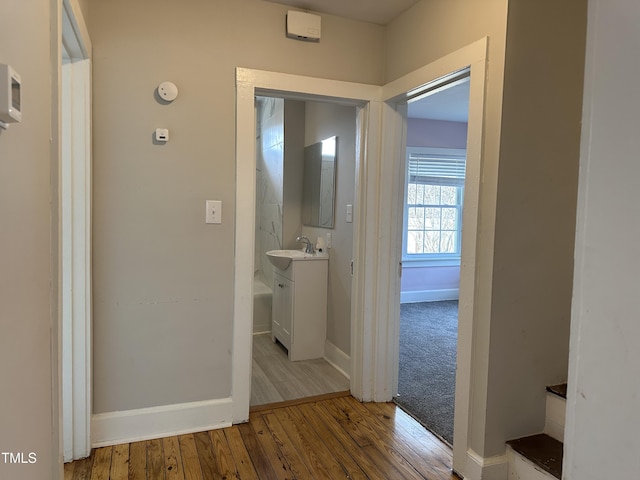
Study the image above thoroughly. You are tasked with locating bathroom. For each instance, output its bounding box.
[252,95,356,406]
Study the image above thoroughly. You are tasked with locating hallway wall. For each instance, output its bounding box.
[0,1,60,478]
[86,0,383,415]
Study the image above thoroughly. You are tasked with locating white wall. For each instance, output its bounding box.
[565,1,640,478]
[87,0,383,415]
[0,1,59,478]
[302,101,357,357]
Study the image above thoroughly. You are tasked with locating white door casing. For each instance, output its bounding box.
[61,0,92,462]
[233,68,381,422]
[381,38,488,476]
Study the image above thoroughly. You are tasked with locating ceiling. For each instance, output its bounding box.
[263,0,422,25]
[408,79,470,123]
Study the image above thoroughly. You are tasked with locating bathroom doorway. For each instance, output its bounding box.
[250,95,358,407]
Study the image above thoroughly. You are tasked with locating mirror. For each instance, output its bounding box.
[302,136,337,228]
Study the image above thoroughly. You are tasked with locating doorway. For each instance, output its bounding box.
[250,95,357,407]
[232,68,381,422]
[381,38,487,474]
[395,76,470,445]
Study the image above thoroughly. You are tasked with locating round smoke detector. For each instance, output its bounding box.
[158,81,178,102]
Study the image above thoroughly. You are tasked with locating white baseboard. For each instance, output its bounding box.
[323,340,351,380]
[400,288,459,304]
[91,397,233,448]
[465,448,509,480]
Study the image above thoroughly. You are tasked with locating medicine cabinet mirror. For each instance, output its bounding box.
[302,136,337,228]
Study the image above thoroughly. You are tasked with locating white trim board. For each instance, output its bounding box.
[91,398,233,448]
[61,0,92,463]
[400,288,459,304]
[323,340,351,380]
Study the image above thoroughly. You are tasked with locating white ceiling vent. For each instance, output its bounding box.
[286,11,321,42]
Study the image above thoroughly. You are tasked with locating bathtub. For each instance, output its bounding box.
[253,276,272,334]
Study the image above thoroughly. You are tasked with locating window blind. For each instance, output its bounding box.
[408,152,466,186]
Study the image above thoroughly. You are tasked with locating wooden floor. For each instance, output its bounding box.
[251,333,349,406]
[64,393,458,480]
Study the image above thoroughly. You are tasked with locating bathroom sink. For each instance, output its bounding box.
[266,249,328,270]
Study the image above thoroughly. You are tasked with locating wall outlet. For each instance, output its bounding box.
[206,200,222,224]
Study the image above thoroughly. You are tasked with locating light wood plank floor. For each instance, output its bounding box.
[64,393,459,480]
[251,333,349,406]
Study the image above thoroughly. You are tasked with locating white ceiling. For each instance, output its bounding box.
[407,80,470,123]
[263,0,421,25]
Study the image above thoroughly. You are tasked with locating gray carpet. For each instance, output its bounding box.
[396,300,458,445]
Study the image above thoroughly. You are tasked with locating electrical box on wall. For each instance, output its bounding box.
[286,11,321,42]
[0,64,22,128]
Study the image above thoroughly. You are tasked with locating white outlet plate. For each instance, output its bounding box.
[206,200,222,224]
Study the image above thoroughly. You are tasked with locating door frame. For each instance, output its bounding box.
[381,38,487,475]
[233,68,382,421]
[61,0,92,462]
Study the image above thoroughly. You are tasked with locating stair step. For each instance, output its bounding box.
[507,434,563,480]
[546,383,567,399]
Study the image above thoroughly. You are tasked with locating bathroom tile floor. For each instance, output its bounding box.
[251,333,350,406]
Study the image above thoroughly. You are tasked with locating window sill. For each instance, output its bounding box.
[401,257,461,268]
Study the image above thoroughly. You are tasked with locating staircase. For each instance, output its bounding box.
[506,384,567,480]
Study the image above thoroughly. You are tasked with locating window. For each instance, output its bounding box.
[403,147,466,264]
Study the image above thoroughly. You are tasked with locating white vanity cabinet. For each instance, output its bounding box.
[270,255,328,361]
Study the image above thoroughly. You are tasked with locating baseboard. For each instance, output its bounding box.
[91,397,233,448]
[253,328,271,335]
[323,340,351,379]
[465,448,509,480]
[400,288,459,304]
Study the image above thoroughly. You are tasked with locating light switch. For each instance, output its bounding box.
[346,204,353,223]
[206,200,222,224]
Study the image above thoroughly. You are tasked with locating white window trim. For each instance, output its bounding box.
[402,146,467,265]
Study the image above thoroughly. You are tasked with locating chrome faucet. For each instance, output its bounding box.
[296,235,315,254]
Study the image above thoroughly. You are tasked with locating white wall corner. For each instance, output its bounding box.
[324,340,351,380]
[91,397,233,447]
[465,448,509,480]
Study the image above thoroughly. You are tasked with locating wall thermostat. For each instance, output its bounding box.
[157,81,178,102]
[0,64,22,128]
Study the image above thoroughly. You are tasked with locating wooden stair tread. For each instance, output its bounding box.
[507,433,563,479]
[546,383,567,399]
